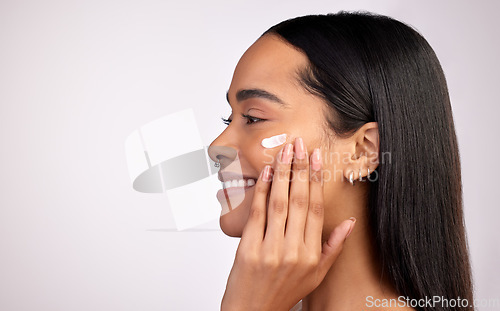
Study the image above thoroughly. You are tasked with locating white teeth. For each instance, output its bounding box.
[221,179,257,189]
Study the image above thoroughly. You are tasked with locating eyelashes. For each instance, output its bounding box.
[221,114,266,125]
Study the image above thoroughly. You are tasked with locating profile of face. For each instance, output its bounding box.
[209,34,377,238]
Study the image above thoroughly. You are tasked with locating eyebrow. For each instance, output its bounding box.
[226,88,288,107]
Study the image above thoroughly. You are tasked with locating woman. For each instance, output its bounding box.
[208,11,474,311]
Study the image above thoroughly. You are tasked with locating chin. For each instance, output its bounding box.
[220,218,242,237]
[219,203,251,237]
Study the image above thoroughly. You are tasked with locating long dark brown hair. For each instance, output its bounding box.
[263,11,474,311]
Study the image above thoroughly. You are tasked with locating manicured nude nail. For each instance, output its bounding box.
[262,165,272,182]
[311,148,322,171]
[346,217,357,238]
[281,143,293,164]
[295,137,305,160]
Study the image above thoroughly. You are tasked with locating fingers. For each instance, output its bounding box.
[240,165,272,247]
[304,148,324,252]
[264,143,293,243]
[318,218,356,273]
[285,137,309,242]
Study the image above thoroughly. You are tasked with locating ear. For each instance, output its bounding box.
[344,122,379,181]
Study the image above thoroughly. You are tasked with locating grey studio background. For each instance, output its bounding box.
[1,0,499,310]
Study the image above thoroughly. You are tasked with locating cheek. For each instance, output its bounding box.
[244,135,281,170]
[218,136,281,237]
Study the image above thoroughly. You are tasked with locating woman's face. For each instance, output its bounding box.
[209,34,349,237]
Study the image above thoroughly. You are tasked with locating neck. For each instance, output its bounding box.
[302,184,400,311]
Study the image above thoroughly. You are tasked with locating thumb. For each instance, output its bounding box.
[318,217,356,274]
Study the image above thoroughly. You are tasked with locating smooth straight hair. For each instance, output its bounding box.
[262,11,474,311]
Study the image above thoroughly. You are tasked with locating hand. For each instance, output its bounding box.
[221,137,356,311]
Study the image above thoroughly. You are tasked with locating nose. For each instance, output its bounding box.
[208,145,238,168]
[208,133,238,169]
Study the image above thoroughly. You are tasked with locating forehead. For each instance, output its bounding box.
[228,35,309,98]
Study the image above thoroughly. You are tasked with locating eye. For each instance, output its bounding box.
[221,114,266,126]
[242,114,266,125]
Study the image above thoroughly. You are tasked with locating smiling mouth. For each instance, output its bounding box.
[216,177,256,209]
[222,178,256,189]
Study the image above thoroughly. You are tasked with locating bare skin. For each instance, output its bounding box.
[209,34,415,311]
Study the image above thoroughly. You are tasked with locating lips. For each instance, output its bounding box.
[216,171,257,204]
[218,171,257,183]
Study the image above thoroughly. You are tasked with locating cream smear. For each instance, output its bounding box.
[261,133,287,149]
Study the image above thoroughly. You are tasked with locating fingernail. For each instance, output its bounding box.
[345,217,357,238]
[261,165,272,182]
[281,143,293,164]
[311,148,322,171]
[295,137,305,160]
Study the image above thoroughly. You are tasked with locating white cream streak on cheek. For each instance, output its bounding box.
[261,133,287,149]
